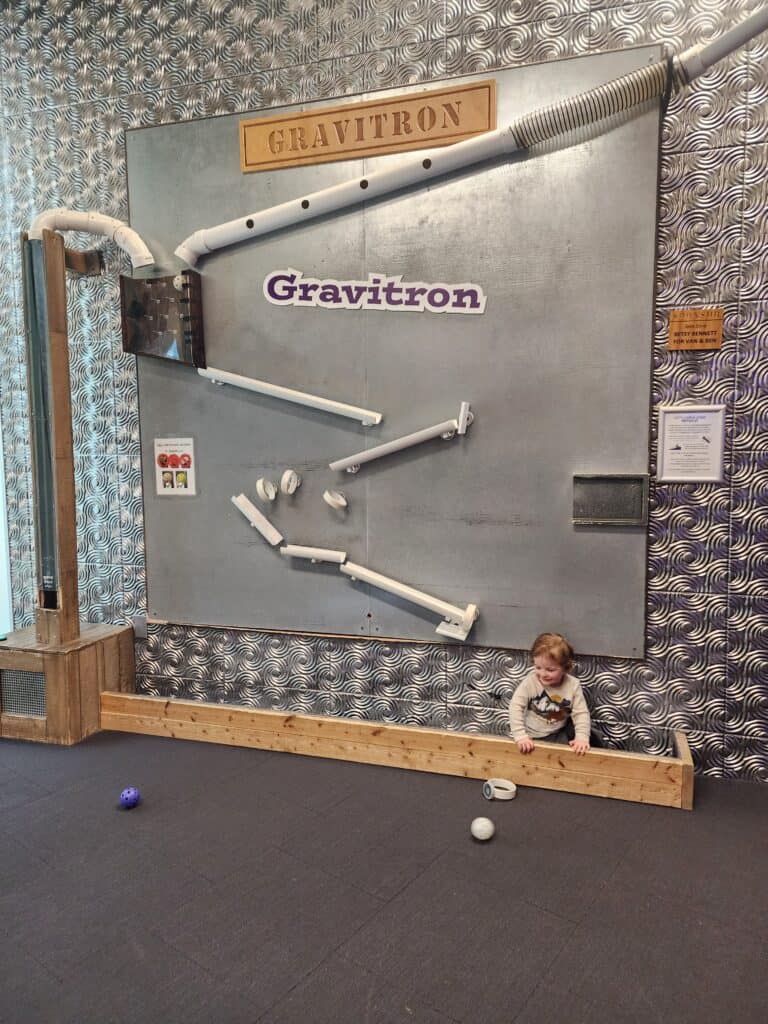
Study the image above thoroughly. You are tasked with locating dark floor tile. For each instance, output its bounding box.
[259,953,454,1023]
[251,751,367,811]
[0,758,26,785]
[0,971,80,1024]
[60,928,257,1024]
[514,883,768,1024]
[610,788,768,938]
[1,889,136,978]
[0,731,270,798]
[0,831,48,895]
[0,771,49,812]
[338,848,575,1022]
[0,776,162,865]
[275,783,450,900]
[0,932,60,1005]
[0,846,211,977]
[153,847,383,982]
[464,816,638,922]
[143,781,325,882]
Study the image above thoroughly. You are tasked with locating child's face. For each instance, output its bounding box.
[534,654,566,688]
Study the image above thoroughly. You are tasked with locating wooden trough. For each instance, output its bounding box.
[100,692,694,810]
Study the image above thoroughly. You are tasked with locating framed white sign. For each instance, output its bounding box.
[657,405,725,482]
[154,437,197,495]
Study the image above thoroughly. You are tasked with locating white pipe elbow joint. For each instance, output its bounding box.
[28,207,69,239]
[174,232,210,267]
[113,224,154,269]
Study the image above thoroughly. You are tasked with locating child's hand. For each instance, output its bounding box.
[569,738,589,755]
[517,736,535,754]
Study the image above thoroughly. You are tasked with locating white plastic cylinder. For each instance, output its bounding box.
[329,419,459,473]
[175,128,516,265]
[198,366,382,426]
[340,560,465,621]
[231,493,283,546]
[280,544,347,564]
[28,208,154,268]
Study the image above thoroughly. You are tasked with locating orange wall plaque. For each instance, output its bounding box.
[667,307,724,350]
[240,80,496,173]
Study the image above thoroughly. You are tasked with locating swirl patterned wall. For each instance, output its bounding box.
[1,0,766,778]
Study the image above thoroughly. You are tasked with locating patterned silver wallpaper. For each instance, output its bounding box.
[1,0,766,778]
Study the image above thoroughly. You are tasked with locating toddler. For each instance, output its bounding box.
[509,632,590,755]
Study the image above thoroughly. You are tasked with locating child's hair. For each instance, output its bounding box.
[531,632,574,672]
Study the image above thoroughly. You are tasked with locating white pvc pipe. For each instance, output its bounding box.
[677,7,768,82]
[329,406,471,473]
[198,366,382,426]
[341,560,466,622]
[231,493,283,546]
[175,129,514,265]
[280,544,347,564]
[173,5,768,268]
[29,208,154,269]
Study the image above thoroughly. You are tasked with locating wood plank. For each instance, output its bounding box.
[100,634,120,692]
[42,230,79,644]
[674,730,695,810]
[0,714,48,742]
[102,708,683,807]
[64,247,103,276]
[117,628,136,692]
[100,693,691,809]
[0,648,44,672]
[78,642,101,739]
[44,650,79,744]
[1,622,131,655]
[100,692,683,786]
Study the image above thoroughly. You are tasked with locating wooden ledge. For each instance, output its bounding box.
[100,692,694,809]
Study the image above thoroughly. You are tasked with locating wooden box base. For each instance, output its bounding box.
[0,623,135,745]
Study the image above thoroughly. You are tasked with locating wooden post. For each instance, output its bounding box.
[41,228,79,643]
[674,730,695,810]
[0,232,135,744]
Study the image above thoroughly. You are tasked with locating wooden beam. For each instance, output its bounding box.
[41,229,79,644]
[674,730,695,810]
[0,714,47,742]
[64,248,103,276]
[100,693,692,809]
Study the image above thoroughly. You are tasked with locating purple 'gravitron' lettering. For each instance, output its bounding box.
[263,268,487,314]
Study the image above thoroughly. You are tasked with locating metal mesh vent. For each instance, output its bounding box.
[0,669,47,717]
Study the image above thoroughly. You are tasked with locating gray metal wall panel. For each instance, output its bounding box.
[130,49,658,655]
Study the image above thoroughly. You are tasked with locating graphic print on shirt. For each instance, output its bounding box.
[528,689,572,725]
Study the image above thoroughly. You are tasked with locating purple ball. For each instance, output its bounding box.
[119,786,141,810]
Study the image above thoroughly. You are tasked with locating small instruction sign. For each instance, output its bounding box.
[667,307,724,350]
[657,406,725,482]
[154,437,196,495]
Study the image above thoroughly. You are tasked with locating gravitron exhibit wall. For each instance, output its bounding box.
[0,1,766,777]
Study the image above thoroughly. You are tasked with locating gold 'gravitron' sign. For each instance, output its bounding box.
[240,81,496,173]
[667,307,724,350]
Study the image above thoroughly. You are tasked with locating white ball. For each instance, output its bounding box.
[470,816,495,841]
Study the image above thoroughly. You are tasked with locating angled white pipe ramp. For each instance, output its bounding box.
[329,402,472,474]
[174,6,768,267]
[340,560,479,641]
[199,365,382,426]
[280,544,347,564]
